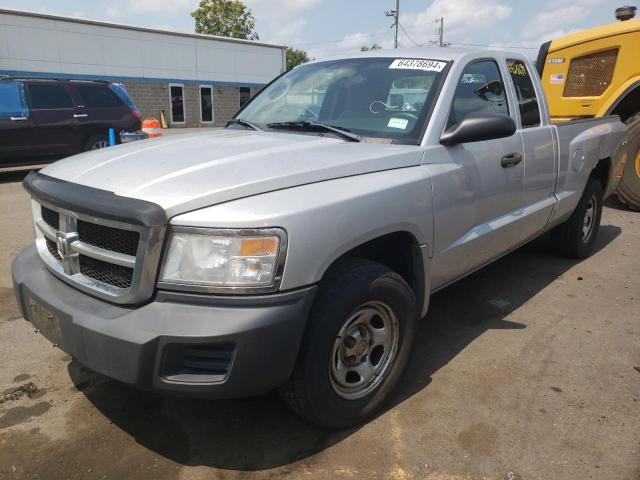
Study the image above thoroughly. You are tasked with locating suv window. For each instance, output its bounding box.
[28,84,74,110]
[0,82,28,119]
[76,85,123,108]
[507,59,541,128]
[447,60,509,129]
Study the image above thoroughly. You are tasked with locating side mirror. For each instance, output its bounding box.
[440,114,517,146]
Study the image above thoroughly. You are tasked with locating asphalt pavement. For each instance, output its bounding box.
[0,171,638,480]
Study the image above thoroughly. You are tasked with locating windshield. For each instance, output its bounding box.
[236,57,448,144]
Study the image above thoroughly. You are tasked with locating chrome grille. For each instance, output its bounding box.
[32,200,161,304]
[77,220,139,256]
[41,206,59,230]
[79,255,133,289]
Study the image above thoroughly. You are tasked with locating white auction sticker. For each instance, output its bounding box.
[388,118,409,130]
[389,59,447,72]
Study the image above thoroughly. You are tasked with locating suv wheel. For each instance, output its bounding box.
[84,134,109,151]
[280,258,418,428]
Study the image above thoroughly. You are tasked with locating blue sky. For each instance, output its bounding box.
[0,0,622,58]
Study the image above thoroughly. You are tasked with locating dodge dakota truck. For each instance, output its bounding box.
[12,48,628,428]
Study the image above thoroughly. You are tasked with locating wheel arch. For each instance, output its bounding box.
[318,230,429,319]
[604,79,640,122]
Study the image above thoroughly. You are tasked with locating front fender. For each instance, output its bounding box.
[170,167,434,291]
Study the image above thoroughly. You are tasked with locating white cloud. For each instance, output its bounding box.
[242,0,321,45]
[128,0,196,15]
[522,6,589,40]
[244,0,321,19]
[400,0,512,43]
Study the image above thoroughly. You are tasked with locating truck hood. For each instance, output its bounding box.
[42,130,423,217]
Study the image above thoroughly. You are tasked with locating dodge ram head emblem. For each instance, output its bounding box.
[56,232,70,259]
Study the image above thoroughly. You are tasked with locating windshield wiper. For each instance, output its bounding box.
[266,121,360,142]
[226,118,262,131]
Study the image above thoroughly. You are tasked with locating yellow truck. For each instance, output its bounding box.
[537,5,640,209]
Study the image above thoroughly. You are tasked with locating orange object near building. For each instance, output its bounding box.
[142,118,162,138]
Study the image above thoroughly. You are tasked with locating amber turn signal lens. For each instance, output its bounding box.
[239,238,278,257]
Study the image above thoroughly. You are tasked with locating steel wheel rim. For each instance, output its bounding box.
[634,149,640,178]
[582,194,597,242]
[329,300,400,400]
[91,140,109,150]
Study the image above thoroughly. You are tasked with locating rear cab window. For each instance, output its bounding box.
[506,59,541,128]
[446,59,509,130]
[0,82,28,119]
[27,84,74,110]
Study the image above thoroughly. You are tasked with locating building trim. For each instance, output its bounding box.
[0,70,268,89]
[0,8,286,51]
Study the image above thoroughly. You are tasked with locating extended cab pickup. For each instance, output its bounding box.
[12,48,629,428]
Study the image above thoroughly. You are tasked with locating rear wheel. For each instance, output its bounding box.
[83,133,109,151]
[553,178,603,259]
[616,113,640,210]
[280,258,418,428]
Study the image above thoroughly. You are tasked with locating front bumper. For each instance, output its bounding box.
[12,245,316,398]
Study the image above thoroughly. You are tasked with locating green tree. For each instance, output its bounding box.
[360,43,382,51]
[191,0,259,40]
[286,47,310,70]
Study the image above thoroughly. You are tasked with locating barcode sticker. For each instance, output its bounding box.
[389,59,447,72]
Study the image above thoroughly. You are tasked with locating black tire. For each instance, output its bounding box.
[617,113,640,211]
[280,258,419,428]
[83,133,109,152]
[552,178,603,259]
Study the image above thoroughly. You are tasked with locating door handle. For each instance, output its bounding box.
[501,152,522,168]
[73,114,88,119]
[10,116,28,121]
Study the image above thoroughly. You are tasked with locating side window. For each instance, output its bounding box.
[0,82,28,119]
[76,85,123,108]
[507,59,541,128]
[447,60,508,130]
[28,84,74,110]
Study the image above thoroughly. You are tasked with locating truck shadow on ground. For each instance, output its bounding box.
[68,225,621,471]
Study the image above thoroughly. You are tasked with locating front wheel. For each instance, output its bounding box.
[552,178,603,259]
[280,258,418,428]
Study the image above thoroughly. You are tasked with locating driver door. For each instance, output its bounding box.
[429,59,526,289]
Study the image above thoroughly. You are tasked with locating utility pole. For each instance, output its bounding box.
[436,17,444,47]
[385,0,400,48]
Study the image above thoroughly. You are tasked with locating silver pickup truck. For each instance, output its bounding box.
[12,48,629,428]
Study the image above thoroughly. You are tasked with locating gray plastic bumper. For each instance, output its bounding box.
[12,245,316,398]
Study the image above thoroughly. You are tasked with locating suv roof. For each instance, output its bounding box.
[0,76,111,84]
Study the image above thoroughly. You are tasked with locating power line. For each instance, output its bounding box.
[398,21,422,47]
[447,41,539,50]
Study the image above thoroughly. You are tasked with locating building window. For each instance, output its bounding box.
[169,84,185,124]
[240,87,251,108]
[199,86,213,123]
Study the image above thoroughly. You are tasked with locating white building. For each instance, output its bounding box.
[0,8,287,127]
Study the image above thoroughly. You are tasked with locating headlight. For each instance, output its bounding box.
[159,228,286,293]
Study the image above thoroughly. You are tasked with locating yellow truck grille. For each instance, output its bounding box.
[563,49,618,97]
